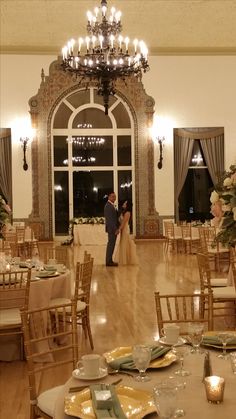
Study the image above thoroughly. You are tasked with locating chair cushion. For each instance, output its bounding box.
[0,308,21,326]
[213,286,236,298]
[37,385,63,417]
[210,277,228,287]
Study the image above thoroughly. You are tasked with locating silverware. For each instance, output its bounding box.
[68,378,123,393]
[108,368,135,377]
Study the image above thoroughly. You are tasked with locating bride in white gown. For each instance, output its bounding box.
[115,200,138,265]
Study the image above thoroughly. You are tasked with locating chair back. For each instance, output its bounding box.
[27,221,44,241]
[196,252,212,291]
[154,290,213,335]
[0,269,31,310]
[40,245,69,267]
[20,300,78,406]
[74,259,94,304]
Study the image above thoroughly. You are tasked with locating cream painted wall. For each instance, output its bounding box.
[1,54,236,219]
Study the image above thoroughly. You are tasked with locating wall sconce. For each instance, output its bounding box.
[20,137,30,171]
[157,136,165,169]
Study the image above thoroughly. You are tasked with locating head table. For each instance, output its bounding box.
[53,348,236,419]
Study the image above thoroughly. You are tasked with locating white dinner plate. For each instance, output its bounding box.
[72,367,108,381]
[158,336,187,347]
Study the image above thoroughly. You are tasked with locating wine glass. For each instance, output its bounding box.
[217,332,233,360]
[153,382,177,419]
[132,344,151,382]
[167,376,186,418]
[173,346,191,377]
[188,322,204,354]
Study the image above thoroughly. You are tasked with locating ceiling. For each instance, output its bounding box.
[1,0,236,55]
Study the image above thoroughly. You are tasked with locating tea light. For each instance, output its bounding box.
[204,376,225,403]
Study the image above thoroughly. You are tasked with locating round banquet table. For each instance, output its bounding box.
[53,348,236,419]
[0,269,71,361]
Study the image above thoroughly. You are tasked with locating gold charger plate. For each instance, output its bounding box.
[202,331,236,350]
[103,346,177,369]
[64,385,155,419]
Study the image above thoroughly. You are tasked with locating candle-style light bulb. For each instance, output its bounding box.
[87,11,92,24]
[85,36,90,51]
[78,37,83,53]
[118,35,123,50]
[133,39,138,53]
[94,7,99,17]
[99,35,104,49]
[102,5,107,16]
[125,37,129,52]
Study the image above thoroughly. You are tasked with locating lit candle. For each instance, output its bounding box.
[87,10,92,24]
[110,34,115,49]
[133,39,138,53]
[204,376,225,403]
[85,36,90,51]
[125,37,129,52]
[78,37,83,53]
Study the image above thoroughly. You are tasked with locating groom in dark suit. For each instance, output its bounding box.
[104,192,120,266]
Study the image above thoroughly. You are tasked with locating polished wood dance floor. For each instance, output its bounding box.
[0,241,208,418]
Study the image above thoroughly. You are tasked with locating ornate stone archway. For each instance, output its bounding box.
[29,58,160,239]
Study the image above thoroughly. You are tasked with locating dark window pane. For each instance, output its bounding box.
[53,102,73,128]
[73,171,113,217]
[117,136,131,166]
[179,168,213,222]
[54,136,68,166]
[118,170,132,204]
[72,108,112,128]
[72,136,113,166]
[54,172,69,234]
[67,90,90,108]
[112,102,131,128]
[190,140,207,166]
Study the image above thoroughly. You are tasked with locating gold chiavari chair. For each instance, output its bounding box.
[163,221,182,253]
[39,245,69,267]
[21,300,78,419]
[154,290,213,336]
[198,226,230,272]
[4,231,18,257]
[196,252,236,325]
[0,269,31,359]
[181,224,200,254]
[49,258,94,350]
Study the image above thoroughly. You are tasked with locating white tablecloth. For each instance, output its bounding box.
[0,269,71,361]
[54,348,236,419]
[73,225,107,245]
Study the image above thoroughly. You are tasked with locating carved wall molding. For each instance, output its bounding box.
[29,58,159,239]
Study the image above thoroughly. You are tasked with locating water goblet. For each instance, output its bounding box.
[173,346,190,377]
[217,332,233,360]
[153,382,177,419]
[167,376,186,417]
[188,322,204,354]
[132,344,151,382]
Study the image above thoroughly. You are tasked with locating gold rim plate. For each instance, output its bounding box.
[202,331,236,350]
[35,271,59,279]
[103,346,177,369]
[64,385,156,419]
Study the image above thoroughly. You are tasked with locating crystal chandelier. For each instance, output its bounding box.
[61,0,149,115]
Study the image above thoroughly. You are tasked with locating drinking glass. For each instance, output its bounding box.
[173,346,190,377]
[167,376,186,417]
[153,382,177,419]
[188,322,204,353]
[132,344,151,382]
[217,332,233,360]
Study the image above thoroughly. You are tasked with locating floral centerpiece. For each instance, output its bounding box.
[210,164,236,247]
[70,217,105,225]
[0,195,11,238]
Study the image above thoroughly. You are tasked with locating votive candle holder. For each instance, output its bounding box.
[204,376,225,404]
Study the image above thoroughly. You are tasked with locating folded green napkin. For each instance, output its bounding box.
[108,346,170,370]
[202,335,236,346]
[90,384,126,419]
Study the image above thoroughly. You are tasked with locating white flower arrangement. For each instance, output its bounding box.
[70,217,105,225]
[210,164,236,247]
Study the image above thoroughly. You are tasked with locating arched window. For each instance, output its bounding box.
[52,88,134,235]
